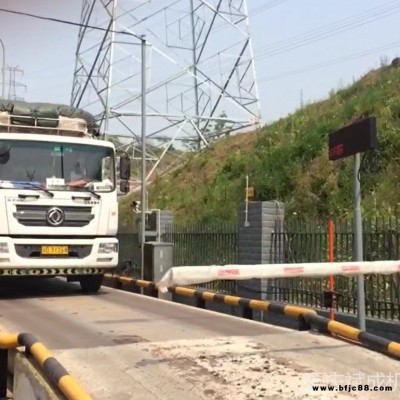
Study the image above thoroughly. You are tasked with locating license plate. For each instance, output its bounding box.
[41,245,69,256]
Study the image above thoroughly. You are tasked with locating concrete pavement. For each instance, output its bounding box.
[0,277,399,399]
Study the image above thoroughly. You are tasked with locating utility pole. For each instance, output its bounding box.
[7,65,26,100]
[0,39,6,99]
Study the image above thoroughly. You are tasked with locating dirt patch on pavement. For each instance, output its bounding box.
[138,337,358,400]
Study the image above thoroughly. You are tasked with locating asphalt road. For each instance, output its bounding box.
[1,277,399,400]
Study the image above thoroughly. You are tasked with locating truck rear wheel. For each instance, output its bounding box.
[79,274,104,294]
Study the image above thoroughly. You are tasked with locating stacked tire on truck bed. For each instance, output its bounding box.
[0,100,100,135]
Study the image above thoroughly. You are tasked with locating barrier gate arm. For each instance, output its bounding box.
[155,260,400,293]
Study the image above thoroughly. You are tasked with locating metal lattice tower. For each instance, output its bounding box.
[7,65,26,101]
[71,0,262,180]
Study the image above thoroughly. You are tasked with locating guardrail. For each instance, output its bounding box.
[0,332,92,400]
[104,274,400,361]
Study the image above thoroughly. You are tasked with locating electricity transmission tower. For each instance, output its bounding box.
[71,0,262,180]
[7,65,26,100]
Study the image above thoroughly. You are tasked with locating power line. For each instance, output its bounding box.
[257,40,400,83]
[4,3,398,99]
[250,0,289,15]
[253,1,400,61]
[0,7,143,41]
[197,0,400,78]
[6,2,394,77]
[257,0,400,52]
[211,0,288,34]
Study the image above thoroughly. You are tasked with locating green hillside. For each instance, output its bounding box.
[119,60,400,228]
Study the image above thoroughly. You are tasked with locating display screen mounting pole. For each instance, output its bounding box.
[140,35,147,281]
[353,152,366,331]
[328,116,377,331]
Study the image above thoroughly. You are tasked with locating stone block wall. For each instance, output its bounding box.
[236,201,285,321]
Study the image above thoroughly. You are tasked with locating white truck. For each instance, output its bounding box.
[0,100,131,293]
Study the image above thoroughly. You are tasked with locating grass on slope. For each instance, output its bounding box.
[119,62,400,228]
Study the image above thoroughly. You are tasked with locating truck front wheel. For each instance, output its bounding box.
[79,274,104,294]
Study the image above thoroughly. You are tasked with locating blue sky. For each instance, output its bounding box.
[0,0,399,125]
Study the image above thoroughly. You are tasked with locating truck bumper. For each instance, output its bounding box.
[0,237,118,276]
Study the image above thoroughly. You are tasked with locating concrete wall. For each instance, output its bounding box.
[9,350,63,400]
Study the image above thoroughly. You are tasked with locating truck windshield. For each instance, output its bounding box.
[0,139,115,192]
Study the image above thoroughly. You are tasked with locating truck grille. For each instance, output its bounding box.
[13,205,94,227]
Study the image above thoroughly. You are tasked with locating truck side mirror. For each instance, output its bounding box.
[119,155,131,181]
[119,180,130,194]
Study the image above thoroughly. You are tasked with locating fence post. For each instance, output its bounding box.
[328,219,336,320]
[0,349,8,398]
[242,306,253,320]
[195,297,206,309]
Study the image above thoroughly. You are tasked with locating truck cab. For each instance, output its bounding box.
[0,100,130,293]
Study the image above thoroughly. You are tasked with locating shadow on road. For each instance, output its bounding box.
[0,277,110,300]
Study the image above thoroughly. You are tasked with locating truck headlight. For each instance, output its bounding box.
[0,243,9,254]
[99,242,118,254]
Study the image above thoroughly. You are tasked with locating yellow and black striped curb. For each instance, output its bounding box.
[170,285,317,321]
[106,274,400,360]
[303,313,400,360]
[104,274,317,329]
[0,332,92,400]
[107,274,155,289]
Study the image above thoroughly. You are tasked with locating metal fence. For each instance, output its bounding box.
[116,223,238,293]
[163,223,238,293]
[117,233,141,276]
[272,217,400,320]
[163,223,237,266]
[116,216,400,320]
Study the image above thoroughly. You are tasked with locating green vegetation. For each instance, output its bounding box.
[119,61,400,228]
